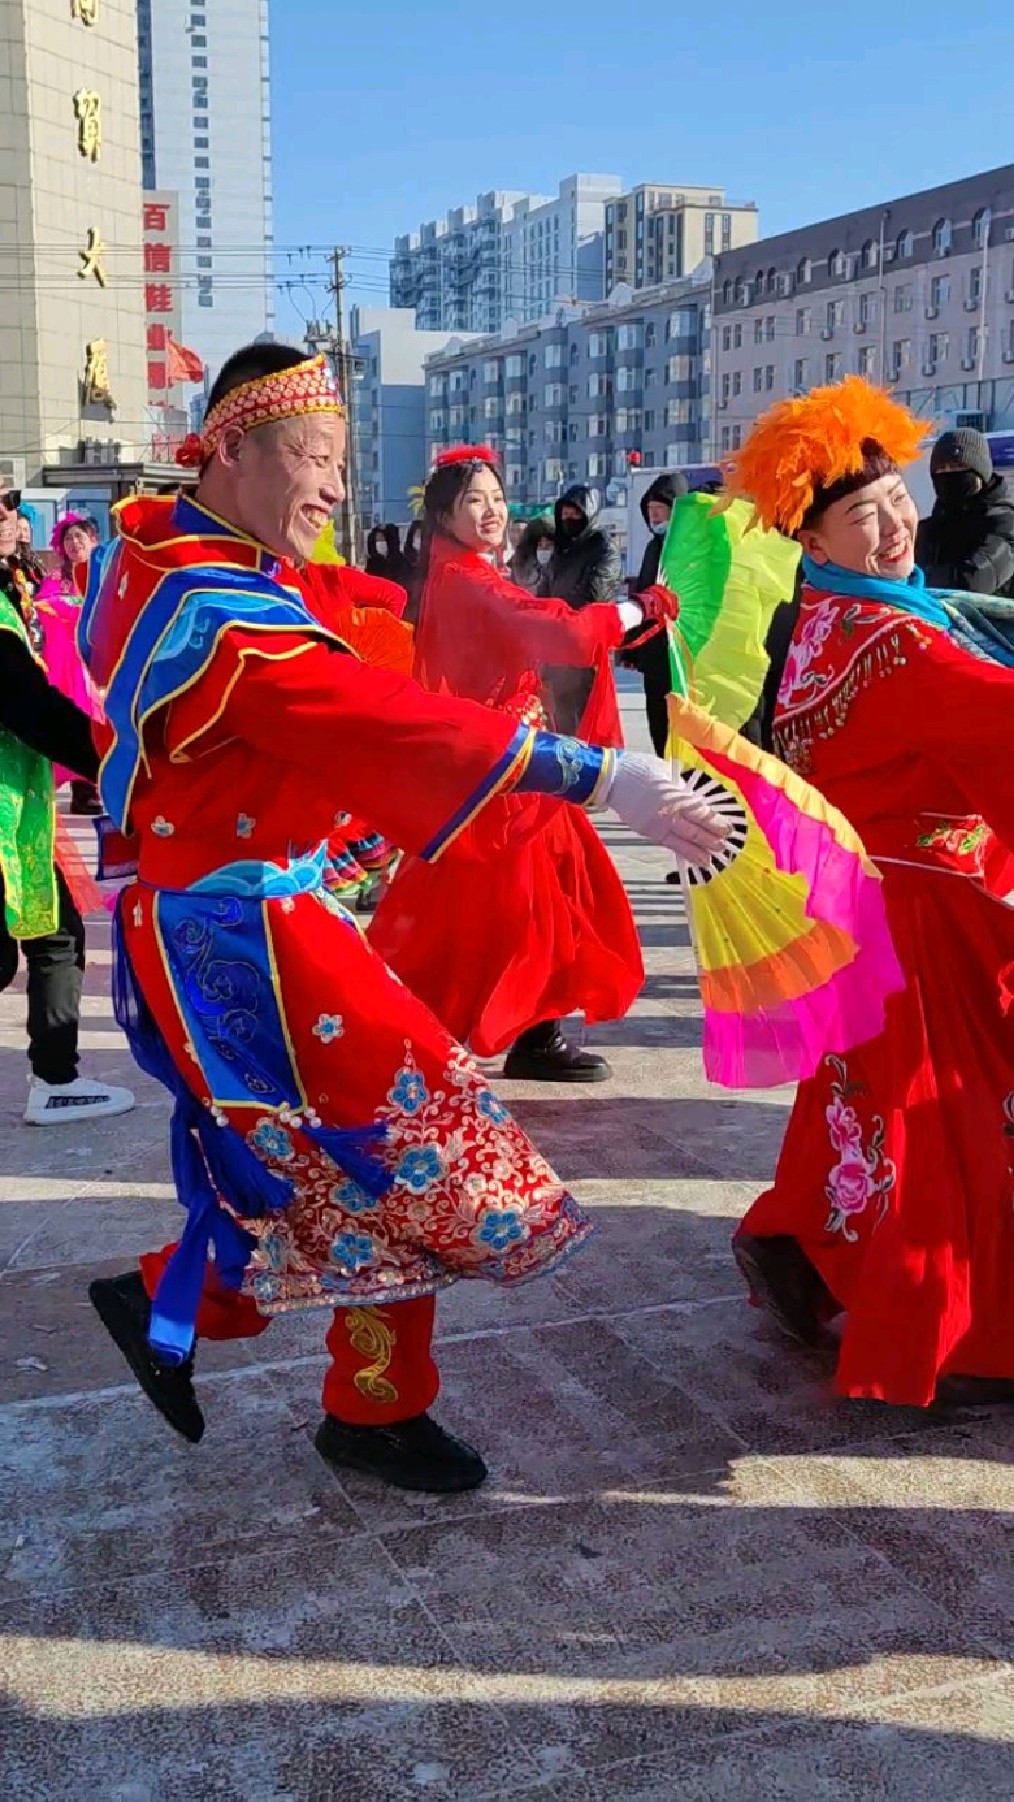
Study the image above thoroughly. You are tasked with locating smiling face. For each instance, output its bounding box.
[210,413,347,563]
[799,469,919,582]
[0,490,19,558]
[61,522,97,565]
[445,464,508,553]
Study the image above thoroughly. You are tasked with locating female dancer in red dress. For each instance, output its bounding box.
[726,378,1014,1407]
[369,447,675,1082]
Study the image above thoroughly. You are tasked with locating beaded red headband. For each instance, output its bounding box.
[176,354,345,468]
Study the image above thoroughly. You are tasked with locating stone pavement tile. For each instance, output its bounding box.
[1,1544,542,1802]
[575,1672,1014,1800]
[4,1190,181,1273]
[508,1090,788,1186]
[379,1479,1002,1780]
[0,1373,364,1600]
[269,1319,743,1535]
[550,1179,751,1315]
[0,1200,75,1275]
[770,1418,1014,1659]
[0,1257,252,1406]
[610,1293,969,1458]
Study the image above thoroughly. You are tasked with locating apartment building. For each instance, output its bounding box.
[422,274,712,513]
[605,184,758,294]
[350,307,471,527]
[712,164,1014,456]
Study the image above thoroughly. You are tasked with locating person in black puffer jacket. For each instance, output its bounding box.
[623,472,687,754]
[542,485,621,733]
[915,428,1014,599]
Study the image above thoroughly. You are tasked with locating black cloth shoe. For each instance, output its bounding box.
[89,1270,205,1443]
[503,1022,611,1084]
[315,1411,488,1493]
[734,1233,836,1351]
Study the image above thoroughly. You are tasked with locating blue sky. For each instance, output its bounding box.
[270,1,1013,322]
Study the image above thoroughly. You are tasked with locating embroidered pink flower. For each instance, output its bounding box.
[778,601,836,708]
[826,1098,863,1153]
[827,1153,873,1215]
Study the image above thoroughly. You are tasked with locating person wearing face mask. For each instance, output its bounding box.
[916,429,1014,599]
[370,445,691,1085]
[622,473,688,755]
[542,485,623,734]
[509,515,556,596]
[364,522,408,586]
[721,377,1014,1411]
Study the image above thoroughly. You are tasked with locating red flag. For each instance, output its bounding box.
[166,335,205,384]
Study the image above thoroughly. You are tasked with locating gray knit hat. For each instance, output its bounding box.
[930,427,993,484]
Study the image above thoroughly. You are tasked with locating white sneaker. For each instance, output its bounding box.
[25,1075,136,1126]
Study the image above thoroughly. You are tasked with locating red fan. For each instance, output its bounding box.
[329,605,415,675]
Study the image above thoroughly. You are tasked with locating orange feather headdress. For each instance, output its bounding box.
[723,376,929,536]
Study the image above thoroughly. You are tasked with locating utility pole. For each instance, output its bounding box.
[307,246,359,564]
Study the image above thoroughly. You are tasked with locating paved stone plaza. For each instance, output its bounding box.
[1,679,1011,1799]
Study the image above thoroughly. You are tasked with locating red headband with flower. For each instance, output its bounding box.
[432,444,500,470]
[176,354,346,469]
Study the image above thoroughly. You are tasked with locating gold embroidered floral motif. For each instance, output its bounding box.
[346,1308,398,1404]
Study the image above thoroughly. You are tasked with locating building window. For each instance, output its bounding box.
[828,248,845,279]
[196,255,212,269]
[753,319,763,346]
[796,307,811,336]
[765,364,775,390]
[861,239,878,270]
[765,317,776,342]
[969,264,983,305]
[858,346,877,378]
[896,229,914,259]
[733,324,743,350]
[825,352,843,381]
[857,292,876,327]
[753,366,763,393]
[732,371,742,397]
[192,54,208,67]
[929,274,950,311]
[932,218,952,256]
[505,355,523,378]
[973,207,992,250]
[722,325,732,352]
[195,156,210,168]
[928,331,949,368]
[966,326,981,367]
[891,339,912,378]
[894,283,913,313]
[545,343,564,368]
[793,357,810,391]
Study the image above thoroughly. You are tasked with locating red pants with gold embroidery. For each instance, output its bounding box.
[139,1244,438,1425]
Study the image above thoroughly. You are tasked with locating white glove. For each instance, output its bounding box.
[597,752,736,867]
[616,600,643,632]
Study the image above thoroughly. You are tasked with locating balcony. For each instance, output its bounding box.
[922,362,937,377]
[820,326,834,340]
[964,297,981,312]
[961,357,977,371]
[925,307,939,320]
[853,322,867,335]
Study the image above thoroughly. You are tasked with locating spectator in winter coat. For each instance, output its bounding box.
[510,515,555,595]
[624,472,688,754]
[915,429,1014,599]
[364,523,407,585]
[543,486,621,731]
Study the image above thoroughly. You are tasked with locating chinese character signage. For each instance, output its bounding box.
[71,0,99,22]
[73,89,102,162]
[141,191,183,409]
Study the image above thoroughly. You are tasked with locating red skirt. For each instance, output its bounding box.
[369,793,644,1058]
[739,865,1014,1405]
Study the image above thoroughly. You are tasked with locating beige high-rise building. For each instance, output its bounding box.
[605,184,759,294]
[0,0,147,495]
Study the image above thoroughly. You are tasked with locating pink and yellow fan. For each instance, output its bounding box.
[657,495,903,1089]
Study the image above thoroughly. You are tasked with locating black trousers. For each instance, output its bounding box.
[0,866,85,1084]
[644,679,671,758]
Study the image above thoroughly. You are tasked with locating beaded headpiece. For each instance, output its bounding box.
[176,353,345,469]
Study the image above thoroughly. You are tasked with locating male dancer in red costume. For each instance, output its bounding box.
[83,343,729,1493]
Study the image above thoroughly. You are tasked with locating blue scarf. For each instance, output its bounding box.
[801,556,1014,669]
[800,557,952,629]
